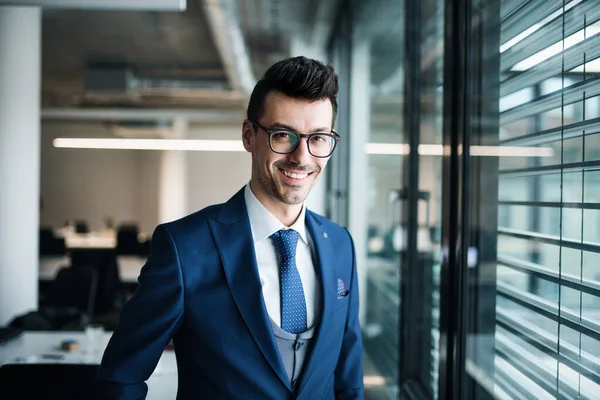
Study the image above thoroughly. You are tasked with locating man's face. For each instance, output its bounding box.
[242,91,334,207]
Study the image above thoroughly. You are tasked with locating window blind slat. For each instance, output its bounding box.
[498,200,600,210]
[500,75,600,125]
[497,255,600,298]
[496,333,563,398]
[501,1,600,71]
[499,160,600,177]
[499,117,600,147]
[500,0,562,45]
[497,308,600,385]
[501,0,530,21]
[497,281,600,341]
[501,33,600,97]
[497,226,600,253]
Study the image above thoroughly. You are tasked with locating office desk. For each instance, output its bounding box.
[0,331,177,399]
[39,256,146,284]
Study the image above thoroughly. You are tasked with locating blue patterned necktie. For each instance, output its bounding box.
[270,229,307,334]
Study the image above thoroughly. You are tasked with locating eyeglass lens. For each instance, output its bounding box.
[270,131,334,157]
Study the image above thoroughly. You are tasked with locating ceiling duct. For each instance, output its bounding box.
[201,0,257,94]
[84,64,228,93]
[110,120,174,139]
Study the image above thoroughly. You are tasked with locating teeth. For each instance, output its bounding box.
[281,169,308,179]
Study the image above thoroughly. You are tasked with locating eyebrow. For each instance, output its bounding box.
[269,122,331,134]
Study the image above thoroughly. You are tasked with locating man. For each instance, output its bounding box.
[97,56,364,399]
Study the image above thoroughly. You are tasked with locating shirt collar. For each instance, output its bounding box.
[244,183,308,245]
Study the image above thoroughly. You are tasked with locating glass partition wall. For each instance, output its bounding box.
[328,0,600,399]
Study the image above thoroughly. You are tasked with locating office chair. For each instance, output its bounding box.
[116,223,140,255]
[74,220,89,234]
[40,265,98,330]
[39,227,66,256]
[71,249,123,314]
[0,364,99,400]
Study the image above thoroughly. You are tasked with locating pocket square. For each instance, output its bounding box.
[337,277,349,299]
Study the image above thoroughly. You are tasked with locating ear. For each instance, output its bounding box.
[242,120,256,152]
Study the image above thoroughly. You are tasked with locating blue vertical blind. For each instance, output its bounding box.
[497,0,600,398]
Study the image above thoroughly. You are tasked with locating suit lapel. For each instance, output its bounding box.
[296,211,336,396]
[208,188,290,390]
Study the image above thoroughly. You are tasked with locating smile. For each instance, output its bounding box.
[279,168,311,180]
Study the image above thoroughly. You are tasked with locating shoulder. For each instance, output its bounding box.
[306,209,353,246]
[158,203,225,238]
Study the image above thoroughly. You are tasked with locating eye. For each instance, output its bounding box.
[311,135,328,143]
[272,131,292,140]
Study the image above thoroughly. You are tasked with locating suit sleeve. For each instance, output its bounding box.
[96,224,184,399]
[334,229,364,400]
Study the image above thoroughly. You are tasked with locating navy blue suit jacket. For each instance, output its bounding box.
[97,188,364,399]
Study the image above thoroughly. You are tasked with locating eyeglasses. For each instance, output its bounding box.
[251,121,341,158]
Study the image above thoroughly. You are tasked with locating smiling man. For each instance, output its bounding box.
[97,56,364,400]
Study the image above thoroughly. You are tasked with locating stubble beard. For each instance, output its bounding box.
[255,159,315,206]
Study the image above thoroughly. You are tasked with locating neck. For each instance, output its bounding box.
[249,181,303,227]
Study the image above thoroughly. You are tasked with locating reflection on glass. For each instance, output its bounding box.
[469,1,600,398]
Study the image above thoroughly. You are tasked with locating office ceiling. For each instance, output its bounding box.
[40,0,331,110]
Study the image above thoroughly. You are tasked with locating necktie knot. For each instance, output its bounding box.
[270,229,300,262]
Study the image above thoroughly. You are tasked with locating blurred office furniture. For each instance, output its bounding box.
[0,331,177,400]
[39,227,66,256]
[0,327,24,345]
[39,256,144,285]
[116,223,140,255]
[0,364,99,400]
[74,220,89,234]
[10,266,98,331]
[70,249,123,314]
[138,237,151,257]
[40,266,98,330]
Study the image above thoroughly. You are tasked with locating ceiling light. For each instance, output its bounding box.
[364,143,554,157]
[0,0,186,10]
[53,138,245,152]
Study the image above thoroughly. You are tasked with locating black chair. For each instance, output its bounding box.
[116,224,140,255]
[74,220,89,234]
[40,265,98,330]
[71,249,122,314]
[39,227,66,256]
[0,364,99,400]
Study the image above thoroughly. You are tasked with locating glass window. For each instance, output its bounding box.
[467,1,600,398]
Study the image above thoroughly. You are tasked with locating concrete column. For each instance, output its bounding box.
[0,7,41,326]
[158,118,188,224]
[348,38,370,326]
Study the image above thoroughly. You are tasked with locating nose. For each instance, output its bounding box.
[287,137,313,165]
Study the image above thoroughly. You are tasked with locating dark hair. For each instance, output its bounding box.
[246,56,339,127]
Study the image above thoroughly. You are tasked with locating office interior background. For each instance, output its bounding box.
[0,0,599,399]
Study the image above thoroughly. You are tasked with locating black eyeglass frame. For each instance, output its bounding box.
[251,121,341,158]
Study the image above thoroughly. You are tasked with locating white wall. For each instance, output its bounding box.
[41,121,141,232]
[186,123,252,211]
[41,121,251,233]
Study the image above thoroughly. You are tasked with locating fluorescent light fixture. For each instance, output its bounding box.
[363,376,386,387]
[470,146,554,157]
[0,0,186,10]
[53,138,555,158]
[364,143,554,157]
[53,138,245,152]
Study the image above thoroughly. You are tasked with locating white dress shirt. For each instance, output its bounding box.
[244,184,321,329]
